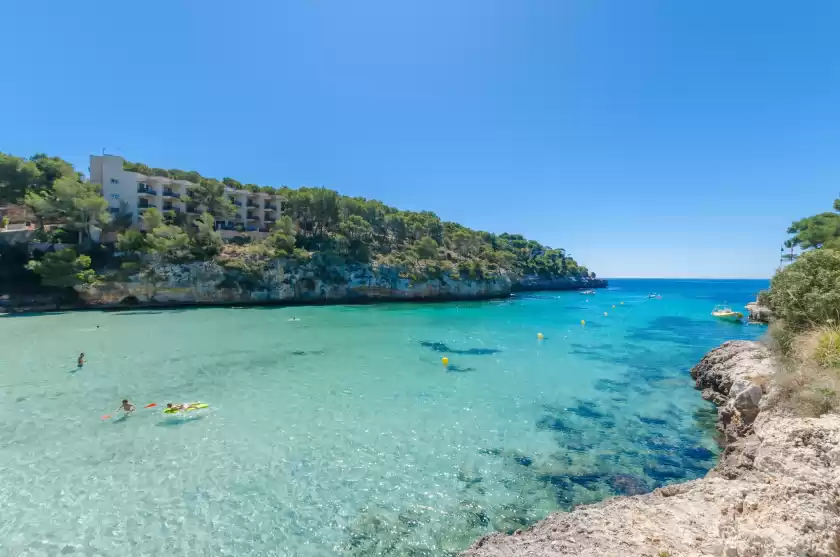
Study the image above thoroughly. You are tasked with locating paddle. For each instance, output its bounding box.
[144,403,157,408]
[101,415,112,420]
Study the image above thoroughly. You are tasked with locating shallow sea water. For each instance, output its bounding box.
[0,279,766,556]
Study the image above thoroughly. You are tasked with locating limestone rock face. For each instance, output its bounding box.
[461,341,840,557]
[74,260,605,307]
[513,275,607,291]
[746,301,773,323]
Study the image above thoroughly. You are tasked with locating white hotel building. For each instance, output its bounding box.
[90,155,283,231]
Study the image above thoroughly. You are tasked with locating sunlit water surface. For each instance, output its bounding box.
[0,279,766,556]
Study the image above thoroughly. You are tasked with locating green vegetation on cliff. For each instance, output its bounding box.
[0,151,597,294]
[765,196,840,415]
[770,197,840,331]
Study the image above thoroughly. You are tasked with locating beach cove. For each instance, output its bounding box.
[0,279,765,556]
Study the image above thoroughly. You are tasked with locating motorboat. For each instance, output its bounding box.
[712,305,744,322]
[580,290,595,295]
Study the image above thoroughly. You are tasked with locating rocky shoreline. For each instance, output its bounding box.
[461,340,840,557]
[1,260,607,313]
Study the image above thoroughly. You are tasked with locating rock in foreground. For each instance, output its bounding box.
[461,341,840,557]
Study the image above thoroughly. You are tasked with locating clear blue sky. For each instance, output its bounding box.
[2,1,839,278]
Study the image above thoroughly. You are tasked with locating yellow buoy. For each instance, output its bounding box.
[620,301,624,305]
[537,332,544,340]
[604,312,608,317]
[580,319,586,326]
[442,357,449,367]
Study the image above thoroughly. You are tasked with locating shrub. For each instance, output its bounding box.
[757,289,771,307]
[769,249,840,331]
[771,325,840,416]
[811,327,840,368]
[25,248,97,288]
[777,365,840,417]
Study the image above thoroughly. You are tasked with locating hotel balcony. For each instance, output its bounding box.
[162,189,181,199]
[137,185,157,196]
[265,204,277,212]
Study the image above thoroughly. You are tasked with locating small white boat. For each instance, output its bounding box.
[580,290,595,295]
[712,305,743,322]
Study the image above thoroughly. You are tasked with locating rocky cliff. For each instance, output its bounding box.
[73,260,606,308]
[462,341,840,557]
[745,302,773,324]
[513,274,607,292]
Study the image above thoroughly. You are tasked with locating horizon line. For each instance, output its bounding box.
[602,277,771,281]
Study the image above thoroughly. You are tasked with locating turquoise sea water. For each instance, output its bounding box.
[0,279,766,557]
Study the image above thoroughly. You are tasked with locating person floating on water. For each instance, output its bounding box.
[77,353,85,367]
[118,399,135,414]
[164,402,208,414]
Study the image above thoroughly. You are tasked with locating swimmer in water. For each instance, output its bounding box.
[77,353,85,367]
[166,402,191,412]
[118,399,135,414]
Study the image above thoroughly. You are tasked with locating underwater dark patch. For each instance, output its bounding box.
[593,378,631,393]
[569,343,615,351]
[643,463,686,483]
[447,365,476,372]
[625,315,711,347]
[565,440,597,453]
[653,453,682,468]
[537,474,573,490]
[536,415,573,433]
[637,415,669,427]
[608,474,651,495]
[693,404,720,431]
[514,455,533,467]
[682,446,715,461]
[568,474,604,489]
[419,341,500,355]
[567,400,608,420]
[643,436,681,453]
